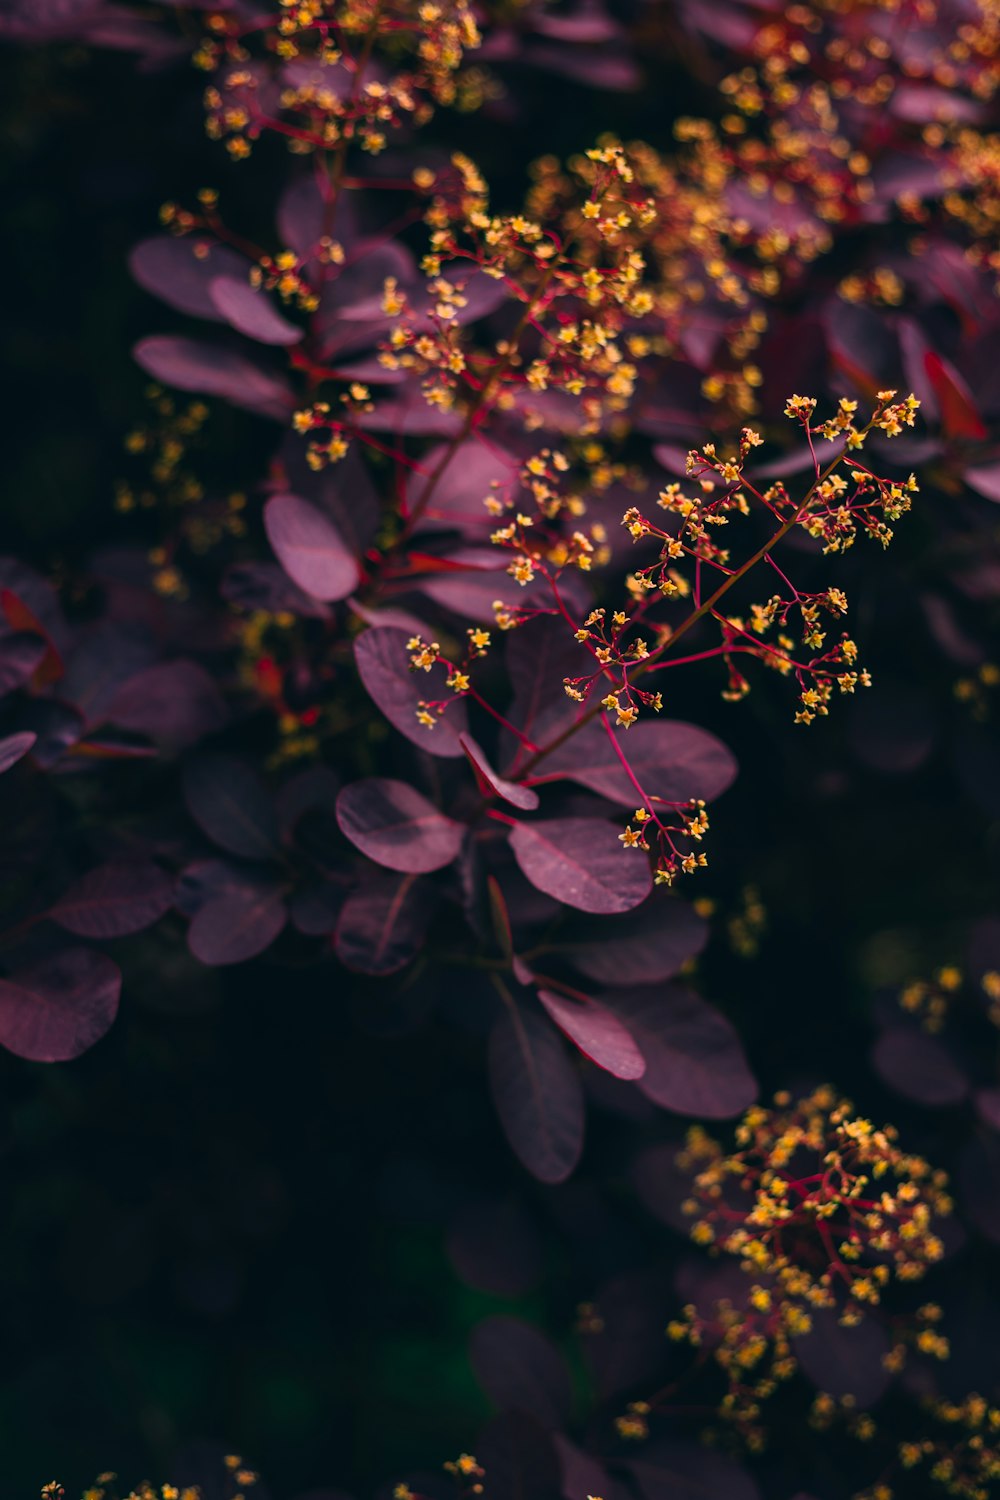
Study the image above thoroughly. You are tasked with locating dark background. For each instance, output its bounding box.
[1,24,997,1497]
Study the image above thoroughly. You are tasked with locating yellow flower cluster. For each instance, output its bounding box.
[667,1088,952,1427]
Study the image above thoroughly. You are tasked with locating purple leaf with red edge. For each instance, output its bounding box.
[554,898,707,985]
[488,1001,584,1182]
[50,861,175,939]
[334,873,434,975]
[508,817,652,915]
[264,494,360,602]
[129,236,251,320]
[354,626,468,758]
[925,350,988,440]
[532,717,737,806]
[188,882,287,966]
[209,275,303,345]
[106,660,229,749]
[871,1027,969,1107]
[133,336,294,420]
[469,1315,573,1429]
[460,734,539,811]
[183,754,280,861]
[537,988,645,1079]
[608,985,757,1118]
[336,778,464,874]
[793,1309,891,1407]
[0,949,120,1061]
[0,731,35,773]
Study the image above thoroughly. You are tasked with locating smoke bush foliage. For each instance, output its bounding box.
[4,0,1000,1496]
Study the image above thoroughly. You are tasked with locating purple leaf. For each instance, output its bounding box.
[793,1309,891,1407]
[446,1198,542,1298]
[129,236,251,319]
[459,734,539,811]
[336,778,464,874]
[469,1315,573,1429]
[264,494,360,602]
[532,717,737,806]
[0,631,47,697]
[0,949,120,1062]
[354,627,468,758]
[477,1413,559,1500]
[609,985,757,1118]
[183,754,280,861]
[630,1443,760,1500]
[504,615,595,758]
[555,898,707,985]
[334,874,433,975]
[50,861,175,939]
[222,561,332,620]
[581,1267,674,1398]
[277,173,358,267]
[871,1028,969,1107]
[405,439,522,535]
[508,817,652,915]
[488,1002,584,1182]
[966,461,1000,503]
[0,731,36,774]
[188,883,287,966]
[975,1087,1000,1131]
[209,275,304,345]
[133,336,294,420]
[537,988,645,1079]
[106,660,230,749]
[553,1437,628,1500]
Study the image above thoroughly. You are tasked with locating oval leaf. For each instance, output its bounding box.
[209,275,303,345]
[50,861,174,939]
[336,778,464,874]
[354,626,468,758]
[183,754,280,861]
[793,1309,891,1407]
[871,1028,969,1107]
[107,660,229,749]
[188,885,287,966]
[264,494,360,602]
[334,873,434,976]
[469,1315,573,1429]
[537,988,645,1079]
[133,336,293,421]
[508,817,652,915]
[556,899,707,985]
[609,985,757,1118]
[0,949,121,1062]
[488,1002,584,1183]
[129,236,250,319]
[532,718,737,807]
